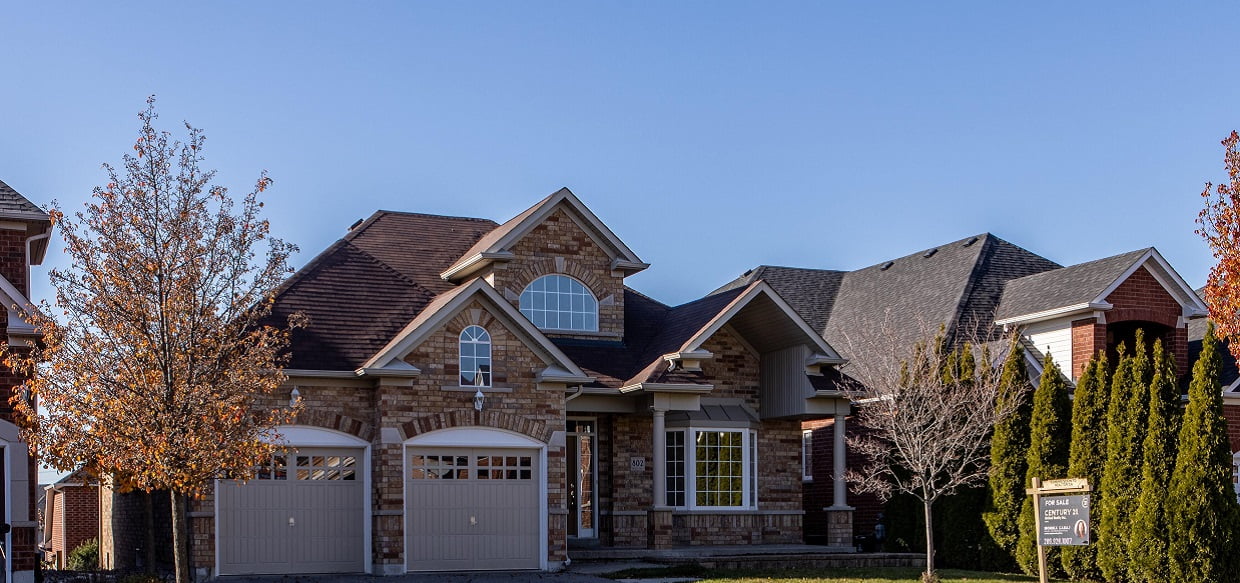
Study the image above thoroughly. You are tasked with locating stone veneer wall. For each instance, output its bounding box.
[178,299,570,574]
[599,327,805,547]
[485,208,626,340]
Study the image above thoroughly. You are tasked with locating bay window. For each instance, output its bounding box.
[664,428,758,509]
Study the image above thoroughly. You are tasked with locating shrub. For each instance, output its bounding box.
[66,538,98,571]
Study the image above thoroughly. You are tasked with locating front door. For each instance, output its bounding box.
[566,419,596,539]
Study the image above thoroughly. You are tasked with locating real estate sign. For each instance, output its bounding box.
[1038,493,1089,546]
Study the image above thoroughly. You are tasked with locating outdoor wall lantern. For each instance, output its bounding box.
[290,387,301,408]
[474,389,485,411]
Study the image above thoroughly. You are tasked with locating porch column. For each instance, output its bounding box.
[833,410,847,508]
[652,408,666,507]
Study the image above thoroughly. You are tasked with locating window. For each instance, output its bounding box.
[519,274,599,331]
[294,454,357,480]
[802,430,813,481]
[459,325,491,387]
[665,428,758,509]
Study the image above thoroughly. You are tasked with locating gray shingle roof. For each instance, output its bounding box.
[712,266,845,332]
[721,234,1062,387]
[994,248,1151,322]
[0,179,49,220]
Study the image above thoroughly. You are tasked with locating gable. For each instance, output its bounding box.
[361,278,590,383]
[441,188,647,282]
[995,248,1207,325]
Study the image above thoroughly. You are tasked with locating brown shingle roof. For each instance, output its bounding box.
[344,210,498,295]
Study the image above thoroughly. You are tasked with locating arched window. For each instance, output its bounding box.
[520,274,599,331]
[459,325,491,387]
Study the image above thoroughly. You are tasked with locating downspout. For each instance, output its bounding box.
[25,230,50,296]
[562,384,586,569]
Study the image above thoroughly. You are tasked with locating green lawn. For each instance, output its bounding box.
[606,566,1049,583]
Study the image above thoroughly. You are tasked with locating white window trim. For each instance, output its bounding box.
[802,429,813,482]
[459,325,491,388]
[666,427,758,510]
[519,274,600,332]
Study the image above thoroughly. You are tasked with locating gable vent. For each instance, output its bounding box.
[880,261,894,271]
[923,248,938,258]
[963,236,979,247]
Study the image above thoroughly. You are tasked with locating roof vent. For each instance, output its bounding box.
[348,218,364,231]
[880,261,894,271]
[963,236,979,247]
[742,269,754,277]
[923,248,938,258]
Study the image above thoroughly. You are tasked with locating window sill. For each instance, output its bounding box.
[441,386,514,393]
[669,509,804,516]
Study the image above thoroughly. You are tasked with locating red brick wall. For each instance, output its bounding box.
[0,220,51,577]
[1071,318,1107,381]
[47,485,99,564]
[802,418,883,544]
[1224,403,1240,454]
[1103,266,1189,375]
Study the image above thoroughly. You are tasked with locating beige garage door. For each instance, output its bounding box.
[406,448,540,571]
[217,448,365,575]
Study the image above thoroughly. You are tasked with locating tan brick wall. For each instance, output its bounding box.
[601,326,804,547]
[485,208,626,339]
[394,300,568,565]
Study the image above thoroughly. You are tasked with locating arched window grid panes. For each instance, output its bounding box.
[519,274,599,332]
[459,325,491,387]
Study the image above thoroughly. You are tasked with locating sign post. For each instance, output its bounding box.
[1026,477,1091,583]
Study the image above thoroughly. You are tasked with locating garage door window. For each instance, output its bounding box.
[410,454,470,479]
[410,453,532,480]
[294,454,357,480]
[254,455,287,480]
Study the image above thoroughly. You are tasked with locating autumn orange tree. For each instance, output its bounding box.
[4,98,301,583]
[1198,129,1240,358]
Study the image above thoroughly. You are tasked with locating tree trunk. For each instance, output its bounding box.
[923,498,936,582]
[143,492,155,572]
[170,491,191,583]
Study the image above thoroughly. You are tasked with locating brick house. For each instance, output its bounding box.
[96,189,1222,575]
[0,179,54,583]
[723,235,1208,543]
[41,469,99,569]
[102,188,854,577]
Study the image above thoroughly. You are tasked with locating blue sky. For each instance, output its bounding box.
[5,3,1239,479]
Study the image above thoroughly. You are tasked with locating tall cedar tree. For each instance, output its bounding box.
[937,342,997,570]
[846,326,1025,583]
[1015,355,1072,576]
[1097,332,1152,583]
[1166,324,1240,583]
[3,99,300,583]
[982,340,1032,572]
[1060,352,1111,581]
[1128,340,1181,583]
[1197,130,1240,361]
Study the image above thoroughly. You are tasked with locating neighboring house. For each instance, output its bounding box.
[722,235,1207,542]
[104,188,855,577]
[0,179,54,583]
[41,469,99,569]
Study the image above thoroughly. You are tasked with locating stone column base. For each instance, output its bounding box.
[825,507,854,549]
[648,509,673,549]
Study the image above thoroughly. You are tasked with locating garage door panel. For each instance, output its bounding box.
[406,447,540,571]
[218,447,365,575]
